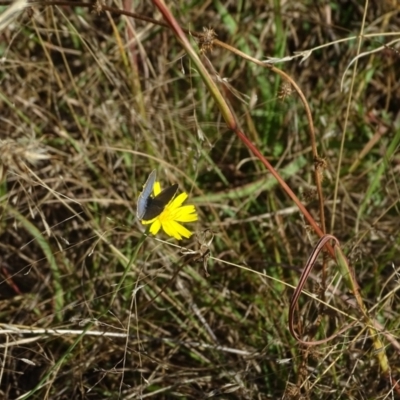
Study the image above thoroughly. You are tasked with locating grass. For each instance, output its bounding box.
[0,0,400,399]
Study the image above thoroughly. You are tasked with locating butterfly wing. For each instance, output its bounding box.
[142,184,178,220]
[137,170,157,219]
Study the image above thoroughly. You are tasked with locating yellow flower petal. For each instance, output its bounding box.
[153,181,161,196]
[173,205,197,222]
[170,221,193,239]
[162,220,193,240]
[139,181,197,240]
[149,219,162,235]
[141,217,157,224]
[169,192,188,208]
[162,220,181,240]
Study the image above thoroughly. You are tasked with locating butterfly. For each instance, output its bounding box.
[137,170,178,220]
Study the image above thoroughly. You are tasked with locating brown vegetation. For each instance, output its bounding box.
[0,1,400,399]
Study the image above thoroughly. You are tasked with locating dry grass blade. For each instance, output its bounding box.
[0,138,49,181]
[0,0,30,32]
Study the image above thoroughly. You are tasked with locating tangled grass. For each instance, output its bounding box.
[0,0,400,399]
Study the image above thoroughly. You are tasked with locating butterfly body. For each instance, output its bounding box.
[137,170,178,220]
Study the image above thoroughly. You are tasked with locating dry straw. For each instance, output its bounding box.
[0,0,30,32]
[0,139,50,181]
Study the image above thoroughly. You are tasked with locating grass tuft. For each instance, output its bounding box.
[0,0,399,398]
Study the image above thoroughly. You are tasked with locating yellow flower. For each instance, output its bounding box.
[141,181,198,240]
